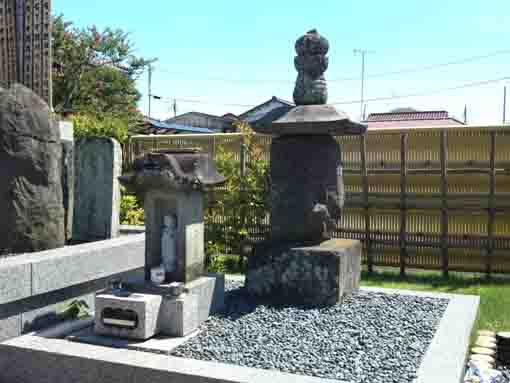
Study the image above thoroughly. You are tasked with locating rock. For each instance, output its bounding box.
[0,85,65,254]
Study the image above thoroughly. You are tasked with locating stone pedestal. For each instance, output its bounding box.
[73,137,122,242]
[246,239,361,305]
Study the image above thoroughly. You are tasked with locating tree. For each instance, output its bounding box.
[52,14,149,133]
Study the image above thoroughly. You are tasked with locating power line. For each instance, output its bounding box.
[330,75,510,105]
[151,75,510,109]
[151,49,510,85]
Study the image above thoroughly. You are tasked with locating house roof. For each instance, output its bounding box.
[365,110,465,128]
[164,111,233,125]
[222,113,238,120]
[144,117,213,134]
[367,110,458,122]
[238,96,295,127]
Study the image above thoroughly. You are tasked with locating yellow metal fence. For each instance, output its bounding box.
[129,125,510,275]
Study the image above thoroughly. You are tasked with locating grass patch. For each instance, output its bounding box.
[360,269,510,341]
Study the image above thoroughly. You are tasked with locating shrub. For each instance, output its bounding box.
[72,112,129,144]
[120,187,144,225]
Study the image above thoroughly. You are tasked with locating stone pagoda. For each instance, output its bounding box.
[245,29,366,305]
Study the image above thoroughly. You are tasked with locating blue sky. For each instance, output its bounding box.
[53,0,510,124]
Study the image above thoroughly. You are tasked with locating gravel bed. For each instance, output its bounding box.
[172,279,449,383]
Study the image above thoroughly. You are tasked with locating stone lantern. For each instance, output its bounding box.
[93,149,226,340]
[245,30,367,305]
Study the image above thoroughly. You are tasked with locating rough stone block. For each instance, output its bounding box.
[0,85,65,255]
[73,137,122,242]
[94,292,162,340]
[246,239,361,305]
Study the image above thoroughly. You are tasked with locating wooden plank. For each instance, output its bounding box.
[487,131,496,277]
[360,135,372,274]
[440,130,449,277]
[399,133,407,276]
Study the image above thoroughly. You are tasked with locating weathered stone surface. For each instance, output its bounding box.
[0,84,65,255]
[73,137,122,242]
[245,239,361,305]
[270,135,343,243]
[293,29,329,105]
[0,261,31,305]
[0,315,21,342]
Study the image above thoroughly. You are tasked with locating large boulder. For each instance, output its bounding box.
[0,85,65,255]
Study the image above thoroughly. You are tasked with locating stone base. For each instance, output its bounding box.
[245,239,361,305]
[94,274,225,339]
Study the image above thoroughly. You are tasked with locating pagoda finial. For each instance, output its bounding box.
[293,29,329,105]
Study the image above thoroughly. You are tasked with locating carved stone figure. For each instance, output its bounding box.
[161,214,178,273]
[293,29,329,105]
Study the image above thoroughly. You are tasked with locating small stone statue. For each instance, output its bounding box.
[293,29,329,105]
[161,214,178,273]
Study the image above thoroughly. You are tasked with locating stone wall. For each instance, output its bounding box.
[0,233,145,342]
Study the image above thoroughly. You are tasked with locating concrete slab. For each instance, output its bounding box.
[0,261,31,305]
[67,325,199,355]
[31,234,144,295]
[0,287,479,383]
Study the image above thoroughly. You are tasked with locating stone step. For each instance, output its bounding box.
[471,347,496,356]
[470,354,495,366]
[475,338,497,349]
[478,330,496,337]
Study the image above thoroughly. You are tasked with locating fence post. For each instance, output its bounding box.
[399,133,408,276]
[360,135,372,274]
[487,131,496,278]
[239,135,247,261]
[440,130,449,278]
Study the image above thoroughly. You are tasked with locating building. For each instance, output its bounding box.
[0,0,52,105]
[164,112,236,133]
[238,96,294,131]
[143,117,214,135]
[365,110,465,129]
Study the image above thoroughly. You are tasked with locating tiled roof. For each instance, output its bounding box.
[144,117,213,134]
[367,111,450,122]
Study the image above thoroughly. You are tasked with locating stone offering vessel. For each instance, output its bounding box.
[246,30,366,305]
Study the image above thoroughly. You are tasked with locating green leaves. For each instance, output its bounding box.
[72,113,129,144]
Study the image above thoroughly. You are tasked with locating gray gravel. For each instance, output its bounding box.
[172,279,449,383]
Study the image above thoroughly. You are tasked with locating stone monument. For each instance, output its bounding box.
[245,30,366,305]
[93,149,226,340]
[0,84,65,255]
[73,137,122,242]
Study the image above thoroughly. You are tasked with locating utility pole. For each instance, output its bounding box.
[353,49,373,121]
[503,86,507,124]
[173,99,178,117]
[148,64,153,119]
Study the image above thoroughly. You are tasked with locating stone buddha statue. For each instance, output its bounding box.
[161,214,178,273]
